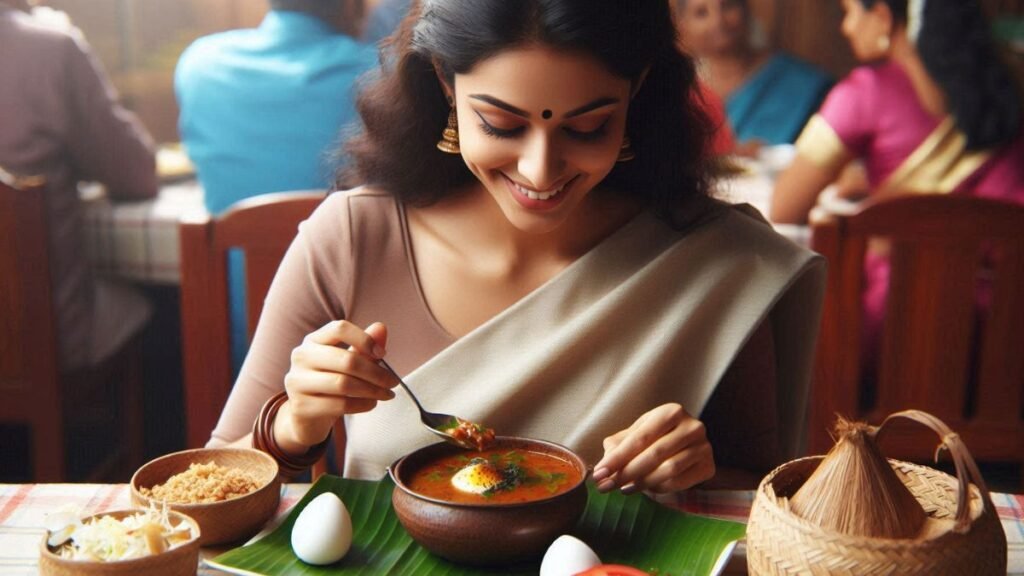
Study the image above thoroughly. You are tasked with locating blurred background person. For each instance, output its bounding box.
[175,0,377,372]
[771,0,1024,223]
[771,0,1024,387]
[0,0,157,372]
[677,0,833,154]
[362,0,408,44]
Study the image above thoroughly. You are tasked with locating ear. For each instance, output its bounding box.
[630,66,651,99]
[868,0,896,34]
[432,59,455,104]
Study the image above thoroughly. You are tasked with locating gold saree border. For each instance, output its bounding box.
[878,117,992,195]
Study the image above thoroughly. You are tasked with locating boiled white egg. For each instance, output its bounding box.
[539,534,602,576]
[290,492,353,565]
[450,460,504,494]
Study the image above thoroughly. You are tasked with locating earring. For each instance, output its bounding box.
[617,135,635,162]
[876,34,891,53]
[436,107,460,154]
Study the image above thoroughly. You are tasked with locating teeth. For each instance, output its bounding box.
[510,178,564,201]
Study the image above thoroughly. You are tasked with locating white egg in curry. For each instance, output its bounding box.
[450,459,505,494]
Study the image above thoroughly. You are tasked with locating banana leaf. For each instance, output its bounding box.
[208,475,746,575]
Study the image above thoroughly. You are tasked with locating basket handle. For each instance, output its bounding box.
[874,409,995,533]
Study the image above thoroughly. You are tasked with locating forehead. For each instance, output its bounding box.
[454,45,631,112]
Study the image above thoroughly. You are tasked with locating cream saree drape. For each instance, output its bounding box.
[343,205,826,480]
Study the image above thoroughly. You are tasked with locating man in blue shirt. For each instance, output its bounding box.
[176,0,377,372]
[362,0,410,44]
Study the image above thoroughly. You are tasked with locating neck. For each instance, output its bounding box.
[412,183,640,269]
[889,32,946,117]
[702,47,764,98]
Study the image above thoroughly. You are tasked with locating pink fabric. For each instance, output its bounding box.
[967,132,1024,201]
[818,62,942,189]
[820,62,1024,375]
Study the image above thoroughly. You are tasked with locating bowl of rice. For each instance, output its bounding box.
[130,448,280,546]
[39,507,200,575]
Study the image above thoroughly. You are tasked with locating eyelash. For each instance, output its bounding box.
[476,114,609,143]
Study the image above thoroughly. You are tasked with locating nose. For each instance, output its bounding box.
[517,132,564,191]
[840,13,855,39]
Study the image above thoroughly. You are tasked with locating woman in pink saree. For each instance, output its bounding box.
[772,0,1023,221]
[771,0,1023,377]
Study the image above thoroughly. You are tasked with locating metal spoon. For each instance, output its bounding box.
[378,359,479,450]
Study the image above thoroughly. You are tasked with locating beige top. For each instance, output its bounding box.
[211,189,826,480]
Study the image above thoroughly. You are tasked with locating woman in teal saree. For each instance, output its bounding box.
[676,0,833,149]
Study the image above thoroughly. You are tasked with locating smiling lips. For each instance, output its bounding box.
[504,174,573,202]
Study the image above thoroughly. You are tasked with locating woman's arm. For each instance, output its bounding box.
[770,153,846,224]
[590,319,780,494]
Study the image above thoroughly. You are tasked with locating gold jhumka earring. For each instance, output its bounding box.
[876,34,891,53]
[436,108,460,154]
[617,135,635,162]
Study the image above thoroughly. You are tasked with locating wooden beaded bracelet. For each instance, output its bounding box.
[251,391,329,479]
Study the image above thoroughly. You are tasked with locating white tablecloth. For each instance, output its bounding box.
[81,179,205,285]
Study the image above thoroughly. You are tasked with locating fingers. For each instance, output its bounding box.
[365,322,388,355]
[286,368,395,403]
[593,403,715,494]
[644,443,715,493]
[307,319,387,358]
[594,404,683,480]
[290,342,397,395]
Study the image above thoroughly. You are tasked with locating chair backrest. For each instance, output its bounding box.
[179,191,326,448]
[808,194,1024,463]
[0,173,65,480]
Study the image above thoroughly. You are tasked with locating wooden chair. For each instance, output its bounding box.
[179,191,326,449]
[1,173,144,482]
[807,194,1024,472]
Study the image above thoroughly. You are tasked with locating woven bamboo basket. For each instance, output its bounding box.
[747,410,1007,575]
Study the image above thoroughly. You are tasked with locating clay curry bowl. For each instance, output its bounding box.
[389,436,589,566]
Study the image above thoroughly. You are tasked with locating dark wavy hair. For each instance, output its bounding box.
[861,0,1021,150]
[340,0,716,226]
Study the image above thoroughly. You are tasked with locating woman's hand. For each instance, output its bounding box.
[591,403,715,494]
[273,320,398,453]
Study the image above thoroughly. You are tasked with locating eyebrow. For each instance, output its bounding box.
[468,95,620,119]
[564,97,619,118]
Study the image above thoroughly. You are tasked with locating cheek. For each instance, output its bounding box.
[571,144,620,177]
[458,130,518,171]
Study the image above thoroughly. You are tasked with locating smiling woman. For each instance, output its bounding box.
[207,0,826,499]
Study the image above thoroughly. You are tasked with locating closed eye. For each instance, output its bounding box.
[563,118,610,142]
[475,111,525,139]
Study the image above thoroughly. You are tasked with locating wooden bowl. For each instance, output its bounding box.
[389,437,589,565]
[39,509,200,576]
[130,448,280,546]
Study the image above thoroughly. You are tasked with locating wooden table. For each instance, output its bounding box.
[2,483,1022,575]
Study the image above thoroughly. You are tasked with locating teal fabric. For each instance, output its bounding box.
[176,10,377,372]
[725,53,833,146]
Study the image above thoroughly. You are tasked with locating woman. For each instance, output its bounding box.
[208,0,826,493]
[772,0,1024,223]
[677,0,833,150]
[771,0,1023,386]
